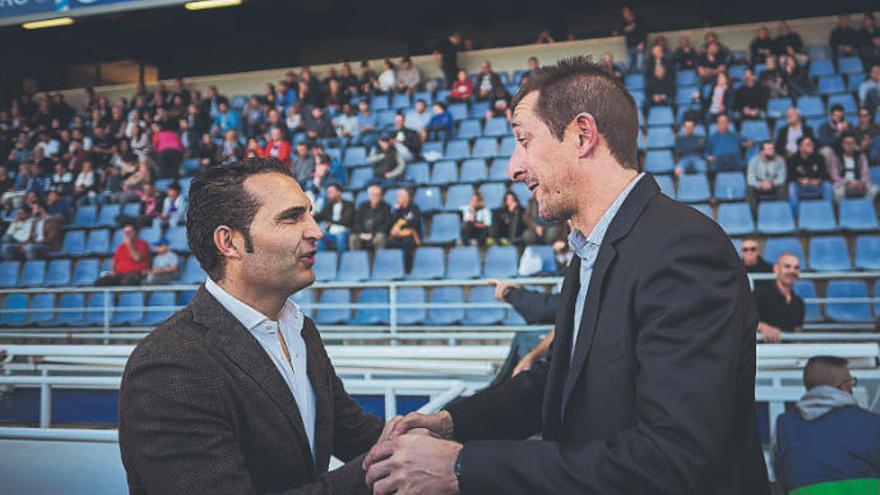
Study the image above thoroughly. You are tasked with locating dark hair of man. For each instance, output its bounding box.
[803,355,849,390]
[511,56,639,171]
[168,184,181,193]
[830,104,844,114]
[741,234,762,245]
[186,157,294,282]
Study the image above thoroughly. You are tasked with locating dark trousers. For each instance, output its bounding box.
[95,273,143,287]
[461,223,488,246]
[387,236,418,272]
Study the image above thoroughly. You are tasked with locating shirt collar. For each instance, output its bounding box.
[204,278,300,334]
[568,173,645,260]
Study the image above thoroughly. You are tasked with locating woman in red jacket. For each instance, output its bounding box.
[259,127,292,167]
[449,69,474,102]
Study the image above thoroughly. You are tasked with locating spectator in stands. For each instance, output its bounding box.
[154,120,184,179]
[818,104,852,160]
[374,59,396,94]
[50,162,74,197]
[862,31,880,70]
[160,184,185,228]
[90,125,115,168]
[404,99,431,136]
[334,102,358,145]
[750,26,775,64]
[311,144,345,185]
[112,140,139,177]
[774,21,804,57]
[212,100,241,138]
[645,63,674,107]
[854,107,880,155]
[740,235,773,274]
[734,68,768,120]
[24,202,61,259]
[285,104,305,134]
[291,142,314,187]
[776,107,814,158]
[747,141,787,211]
[787,135,832,214]
[485,85,513,122]
[367,133,406,184]
[396,57,421,93]
[1,207,33,260]
[98,165,124,204]
[858,65,880,106]
[96,222,151,286]
[218,130,242,165]
[522,197,563,245]
[831,14,860,58]
[490,191,524,246]
[773,355,880,494]
[754,252,803,343]
[324,78,347,112]
[525,56,541,79]
[123,158,151,195]
[697,41,728,84]
[673,35,699,70]
[303,107,335,145]
[356,100,379,148]
[598,53,624,82]
[460,192,491,246]
[144,238,179,285]
[241,96,265,139]
[674,118,707,175]
[706,114,751,172]
[425,102,453,142]
[827,131,877,202]
[179,118,198,157]
[387,188,421,271]
[434,32,462,88]
[645,43,672,76]
[781,55,811,97]
[614,5,646,74]
[392,114,421,160]
[449,69,475,102]
[350,184,392,251]
[705,71,734,121]
[475,61,502,101]
[193,132,217,169]
[259,127,292,167]
[315,183,353,253]
[73,160,97,203]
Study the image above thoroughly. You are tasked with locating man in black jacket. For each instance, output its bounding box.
[315,183,354,253]
[364,57,770,495]
[349,184,392,251]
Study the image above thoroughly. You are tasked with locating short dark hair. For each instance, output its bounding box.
[511,56,639,170]
[830,104,844,113]
[741,235,762,244]
[186,157,294,282]
[804,355,849,390]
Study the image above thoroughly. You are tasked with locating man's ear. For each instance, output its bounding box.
[573,112,598,159]
[213,226,244,262]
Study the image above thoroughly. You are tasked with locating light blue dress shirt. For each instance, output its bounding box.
[569,173,644,362]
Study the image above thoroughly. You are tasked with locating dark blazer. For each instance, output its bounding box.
[119,287,383,495]
[506,287,560,325]
[447,175,770,494]
[316,200,355,230]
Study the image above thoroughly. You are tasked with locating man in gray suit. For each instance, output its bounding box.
[120,157,385,494]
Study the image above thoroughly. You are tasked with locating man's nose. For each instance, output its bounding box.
[508,146,526,182]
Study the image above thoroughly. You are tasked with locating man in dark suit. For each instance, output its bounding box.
[119,157,385,494]
[363,57,770,494]
[315,183,355,253]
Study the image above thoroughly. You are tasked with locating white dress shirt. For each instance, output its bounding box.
[204,278,317,459]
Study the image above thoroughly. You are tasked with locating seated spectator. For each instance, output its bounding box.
[123,159,151,195]
[818,104,852,160]
[179,118,198,157]
[34,131,60,158]
[775,108,814,158]
[475,61,502,101]
[854,107,880,156]
[645,63,674,107]
[750,26,775,64]
[1,207,33,260]
[830,14,860,58]
[827,132,878,203]
[194,132,218,169]
[356,100,379,148]
[44,191,71,223]
[697,41,727,83]
[674,119,707,175]
[324,79,347,112]
[525,56,541,80]
[311,144,346,185]
[405,99,431,136]
[303,107,336,144]
[159,184,186,227]
[334,103,359,145]
[673,35,698,70]
[598,53,624,82]
[112,139,140,176]
[858,65,880,107]
[774,21,804,57]
[349,184,392,251]
[96,223,151,286]
[49,162,74,197]
[754,252,803,343]
[484,85,513,121]
[862,31,880,70]
[781,55,811,97]
[291,142,315,187]
[522,197,563,245]
[705,71,734,120]
[315,183,354,253]
[734,69,768,120]
[706,114,751,171]
[747,141,787,211]
[219,130,242,165]
[449,69,474,102]
[396,57,421,93]
[392,114,421,160]
[740,236,773,274]
[787,135,832,214]
[26,160,52,200]
[259,127,292,167]
[98,165,124,204]
[285,104,305,134]
[24,202,62,259]
[144,238,179,285]
[241,96,265,138]
[425,102,453,142]
[367,134,406,184]
[374,59,396,93]
[490,192,524,246]
[460,192,491,246]
[773,355,880,494]
[386,188,422,272]
[211,99,241,138]
[1,163,30,211]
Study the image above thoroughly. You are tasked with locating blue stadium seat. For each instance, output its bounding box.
[798,200,837,232]
[353,288,390,325]
[806,44,831,60]
[483,117,509,138]
[471,138,498,159]
[489,159,509,181]
[460,159,488,183]
[19,260,46,288]
[111,228,125,250]
[447,247,481,279]
[714,172,746,201]
[764,237,805,266]
[691,203,713,218]
[167,226,189,253]
[825,280,871,322]
[55,293,85,326]
[421,140,444,156]
[72,259,100,286]
[676,174,711,203]
[122,202,141,218]
[629,90,645,108]
[424,287,464,325]
[314,289,351,325]
[72,205,98,229]
[793,281,822,323]
[470,101,490,119]
[644,150,675,174]
[796,96,825,118]
[647,106,675,127]
[313,251,338,282]
[396,287,426,325]
[444,140,471,161]
[430,160,458,185]
[141,291,177,326]
[521,245,556,275]
[383,188,400,207]
[740,120,770,142]
[838,56,864,75]
[0,293,27,326]
[757,201,796,234]
[818,75,846,95]
[717,202,755,235]
[45,259,72,287]
[424,213,461,245]
[370,94,389,111]
[180,256,206,284]
[343,147,367,168]
[102,258,113,273]
[498,136,515,157]
[414,187,443,213]
[767,97,794,118]
[479,183,505,210]
[448,103,468,121]
[676,70,698,86]
[391,93,411,110]
[457,119,482,139]
[372,249,405,280]
[337,251,370,282]
[348,167,373,190]
[463,286,505,325]
[26,294,55,326]
[80,292,110,326]
[444,184,474,211]
[414,91,432,105]
[60,231,87,257]
[404,161,430,185]
[408,247,445,279]
[625,73,645,90]
[85,229,112,256]
[139,226,162,246]
[290,289,312,318]
[808,59,835,78]
[484,246,518,278]
[655,175,675,198]
[511,182,530,206]
[828,94,857,114]
[847,73,866,92]
[855,235,880,270]
[646,126,675,150]
[675,85,701,105]
[112,292,145,325]
[808,236,852,271]
[0,261,20,288]
[96,204,121,228]
[728,65,747,80]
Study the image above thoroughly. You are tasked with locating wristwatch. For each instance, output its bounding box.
[501,286,515,301]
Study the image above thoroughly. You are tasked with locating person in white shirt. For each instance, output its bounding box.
[375,59,396,93]
[1,208,33,260]
[404,99,431,135]
[460,192,492,246]
[144,238,179,284]
[159,184,186,227]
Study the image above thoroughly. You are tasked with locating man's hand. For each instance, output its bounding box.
[487,279,516,302]
[387,410,454,440]
[761,180,773,191]
[758,323,782,343]
[364,435,461,495]
[512,350,536,376]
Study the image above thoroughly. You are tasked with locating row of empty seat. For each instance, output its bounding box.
[710,200,879,236]
[0,255,206,288]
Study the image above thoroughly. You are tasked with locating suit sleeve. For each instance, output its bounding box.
[505,288,560,325]
[455,220,754,494]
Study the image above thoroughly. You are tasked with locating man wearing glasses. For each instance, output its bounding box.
[753,252,804,343]
[772,356,880,494]
[741,236,773,274]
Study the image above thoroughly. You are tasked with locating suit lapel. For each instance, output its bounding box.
[301,318,332,473]
[542,260,580,438]
[189,287,315,472]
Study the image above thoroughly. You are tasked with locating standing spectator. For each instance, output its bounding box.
[404,99,431,135]
[367,134,406,184]
[449,69,475,102]
[460,192,491,246]
[644,44,673,77]
[705,71,734,120]
[747,141,788,211]
[153,121,184,179]
[1,207,33,260]
[291,142,314,187]
[818,104,852,160]
[159,184,186,228]
[787,136,832,213]
[773,356,880,494]
[750,27,775,64]
[396,57,421,93]
[95,223,151,286]
[857,14,877,51]
[827,132,877,203]
[862,31,880,70]
[697,41,728,84]
[433,32,462,87]
[386,188,421,272]
[475,61,502,101]
[259,127,292,167]
[674,119,706,175]
[490,192,524,246]
[776,108,815,158]
[645,64,674,107]
[830,14,860,58]
[614,5,646,74]
[774,21,804,57]
[179,118,199,157]
[315,183,354,253]
[144,238,179,285]
[598,53,624,82]
[706,114,751,171]
[673,36,699,70]
[740,236,774,274]
[425,102,453,142]
[734,69,768,120]
[854,107,880,155]
[754,252,803,343]
[349,184,392,251]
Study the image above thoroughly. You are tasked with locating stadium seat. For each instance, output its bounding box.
[625,73,645,90]
[72,259,100,286]
[45,259,72,287]
[414,187,443,213]
[396,287,426,325]
[404,161,430,185]
[19,260,46,288]
[767,97,793,118]
[82,292,111,326]
[370,94,389,111]
[96,204,121,228]
[838,56,864,75]
[139,226,162,246]
[764,237,805,266]
[314,289,351,325]
[808,236,852,271]
[629,90,645,108]
[372,249,405,280]
[511,181,531,206]
[179,256,207,284]
[796,96,825,118]
[817,75,846,95]
[828,94,857,114]
[463,286,505,325]
[806,44,831,60]
[676,174,711,203]
[26,294,55,326]
[460,159,488,183]
[448,103,468,121]
[757,201,796,234]
[647,106,675,127]
[808,59,835,78]
[424,213,461,245]
[520,245,556,275]
[676,69,698,86]
[0,261,20,288]
[498,136,515,157]
[855,235,880,270]
[740,120,770,142]
[112,292,145,325]
[825,280,872,322]
[793,281,822,323]
[471,138,498,159]
[111,228,125,250]
[483,117,509,137]
[343,147,367,168]
[457,119,482,140]
[691,203,713,218]
[430,160,458,185]
[60,231,88,257]
[839,198,879,230]
[484,245,518,278]
[655,175,675,198]
[72,205,98,229]
[479,182,506,210]
[644,150,675,174]
[391,93,411,110]
[424,287,465,325]
[714,172,746,201]
[488,158,509,182]
[141,291,177,326]
[444,184,474,211]
[353,288,390,325]
[167,226,189,253]
[337,251,370,282]
[348,167,373,190]
[85,229,112,256]
[313,251,338,282]
[421,141,444,158]
[122,202,141,218]
[0,294,28,326]
[383,188,399,208]
[717,202,755,235]
[55,293,85,326]
[847,73,866,92]
[413,91,432,105]
[446,247,481,279]
[408,247,445,279]
[797,200,837,232]
[728,65,747,80]
[470,100,490,119]
[444,140,471,161]
[646,126,675,150]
